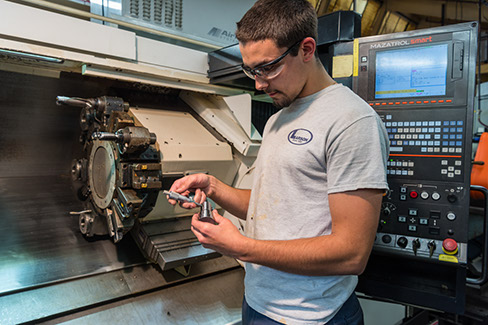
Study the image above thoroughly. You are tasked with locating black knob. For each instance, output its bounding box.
[397,236,408,248]
[382,235,392,244]
[412,238,421,256]
[447,194,457,203]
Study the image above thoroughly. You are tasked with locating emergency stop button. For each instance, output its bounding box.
[409,191,418,199]
[442,238,458,255]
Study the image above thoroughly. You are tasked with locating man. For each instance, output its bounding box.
[168,0,389,323]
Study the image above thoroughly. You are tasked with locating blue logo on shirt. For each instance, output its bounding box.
[288,129,313,145]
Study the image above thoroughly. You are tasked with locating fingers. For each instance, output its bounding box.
[167,174,210,207]
[194,188,207,205]
[191,213,207,241]
[211,209,224,223]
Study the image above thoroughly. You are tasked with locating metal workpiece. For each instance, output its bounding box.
[199,200,217,224]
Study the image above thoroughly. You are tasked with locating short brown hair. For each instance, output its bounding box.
[236,0,318,54]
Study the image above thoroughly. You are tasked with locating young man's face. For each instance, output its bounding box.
[240,39,306,108]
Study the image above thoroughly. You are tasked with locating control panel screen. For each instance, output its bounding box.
[375,44,448,99]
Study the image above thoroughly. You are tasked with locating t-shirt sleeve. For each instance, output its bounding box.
[326,114,389,193]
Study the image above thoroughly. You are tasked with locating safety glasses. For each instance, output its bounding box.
[241,39,302,80]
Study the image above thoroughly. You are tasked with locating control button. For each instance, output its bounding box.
[419,218,429,225]
[446,212,456,221]
[442,238,458,255]
[429,227,440,235]
[398,216,407,223]
[432,192,441,201]
[397,236,408,248]
[361,56,367,62]
[409,191,418,199]
[408,208,418,216]
[382,234,392,244]
[420,191,429,200]
[408,225,417,232]
[400,194,407,201]
[447,194,457,203]
[430,210,441,219]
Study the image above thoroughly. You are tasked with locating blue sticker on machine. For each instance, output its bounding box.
[288,129,313,145]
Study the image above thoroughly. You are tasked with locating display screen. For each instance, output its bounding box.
[375,44,448,99]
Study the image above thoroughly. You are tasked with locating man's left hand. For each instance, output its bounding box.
[191,210,249,259]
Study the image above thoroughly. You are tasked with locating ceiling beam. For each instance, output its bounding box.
[386,0,487,23]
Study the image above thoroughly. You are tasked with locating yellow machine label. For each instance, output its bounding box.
[353,38,359,77]
[439,254,458,263]
[142,165,147,170]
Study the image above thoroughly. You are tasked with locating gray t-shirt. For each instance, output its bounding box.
[245,83,389,324]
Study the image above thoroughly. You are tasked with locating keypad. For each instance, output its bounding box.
[440,159,462,178]
[385,119,463,155]
[384,118,464,177]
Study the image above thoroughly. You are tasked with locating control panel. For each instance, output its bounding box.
[349,22,477,313]
[373,109,469,264]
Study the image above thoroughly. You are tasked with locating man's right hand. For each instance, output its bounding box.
[167,173,213,209]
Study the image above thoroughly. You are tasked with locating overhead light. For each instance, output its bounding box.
[0,49,64,64]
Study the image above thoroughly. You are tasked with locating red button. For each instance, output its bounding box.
[442,238,458,255]
[409,191,418,199]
